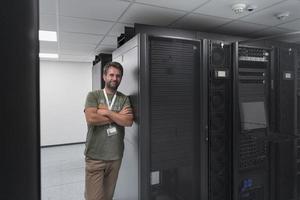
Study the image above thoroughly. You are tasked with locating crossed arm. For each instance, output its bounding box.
[84,106,133,127]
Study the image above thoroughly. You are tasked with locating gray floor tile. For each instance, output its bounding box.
[41,144,85,200]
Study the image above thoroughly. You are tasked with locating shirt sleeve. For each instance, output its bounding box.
[85,91,98,109]
[122,96,131,109]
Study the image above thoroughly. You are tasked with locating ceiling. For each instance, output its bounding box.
[39,0,300,62]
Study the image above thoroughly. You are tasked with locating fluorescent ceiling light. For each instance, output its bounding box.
[39,53,59,59]
[39,30,57,42]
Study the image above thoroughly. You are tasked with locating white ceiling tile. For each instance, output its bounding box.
[213,21,269,37]
[171,13,232,31]
[59,54,93,62]
[39,0,300,62]
[241,0,300,26]
[59,42,96,57]
[101,36,118,46]
[40,14,57,31]
[40,0,57,15]
[59,0,130,21]
[60,17,114,35]
[278,19,300,30]
[60,42,96,53]
[59,49,93,56]
[59,32,104,45]
[194,0,284,20]
[250,27,293,38]
[95,45,116,54]
[135,0,208,11]
[39,41,58,53]
[108,23,134,36]
[119,4,186,26]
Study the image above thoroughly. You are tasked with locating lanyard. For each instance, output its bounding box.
[103,89,117,111]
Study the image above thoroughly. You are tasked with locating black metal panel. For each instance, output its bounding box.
[149,37,200,169]
[297,48,300,199]
[149,36,201,200]
[233,44,271,200]
[275,141,295,200]
[0,0,40,199]
[201,39,209,200]
[297,49,300,134]
[275,47,297,200]
[232,42,240,200]
[278,48,296,135]
[208,41,232,200]
[117,27,135,47]
[92,53,112,90]
[139,33,151,200]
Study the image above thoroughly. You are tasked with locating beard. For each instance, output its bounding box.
[106,80,120,90]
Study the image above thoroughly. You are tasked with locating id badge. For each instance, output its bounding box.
[107,126,117,137]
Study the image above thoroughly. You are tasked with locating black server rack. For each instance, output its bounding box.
[113,33,208,200]
[298,49,300,136]
[92,53,112,90]
[131,25,234,200]
[146,36,203,200]
[112,30,209,199]
[208,41,232,200]
[115,33,236,200]
[298,48,300,135]
[140,36,234,200]
[1,0,40,198]
[273,45,297,200]
[297,48,300,199]
[112,24,300,200]
[233,44,271,200]
[233,41,299,200]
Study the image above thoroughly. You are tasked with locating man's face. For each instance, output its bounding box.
[103,66,122,90]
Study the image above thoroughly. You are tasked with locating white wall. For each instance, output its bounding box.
[40,61,92,146]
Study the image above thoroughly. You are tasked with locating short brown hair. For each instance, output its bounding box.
[103,61,123,76]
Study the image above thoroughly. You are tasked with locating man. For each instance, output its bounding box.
[84,61,133,200]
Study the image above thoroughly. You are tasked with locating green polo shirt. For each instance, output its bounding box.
[84,89,131,160]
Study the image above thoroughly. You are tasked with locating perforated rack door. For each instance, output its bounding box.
[149,36,202,200]
[208,42,232,200]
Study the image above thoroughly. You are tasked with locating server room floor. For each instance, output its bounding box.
[41,144,85,200]
[41,143,134,200]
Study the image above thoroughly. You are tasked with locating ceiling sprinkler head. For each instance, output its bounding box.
[275,11,290,20]
[232,3,247,14]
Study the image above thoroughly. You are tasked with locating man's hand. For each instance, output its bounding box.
[119,106,133,115]
[84,107,112,125]
[91,105,133,127]
[97,107,110,116]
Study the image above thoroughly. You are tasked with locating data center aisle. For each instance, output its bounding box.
[41,143,131,200]
[41,144,85,200]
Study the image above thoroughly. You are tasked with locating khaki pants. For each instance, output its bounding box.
[85,157,122,200]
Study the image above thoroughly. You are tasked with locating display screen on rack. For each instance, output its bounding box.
[240,101,267,130]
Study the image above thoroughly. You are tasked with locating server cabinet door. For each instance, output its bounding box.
[273,47,297,200]
[147,36,203,200]
[233,44,271,200]
[207,41,232,200]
